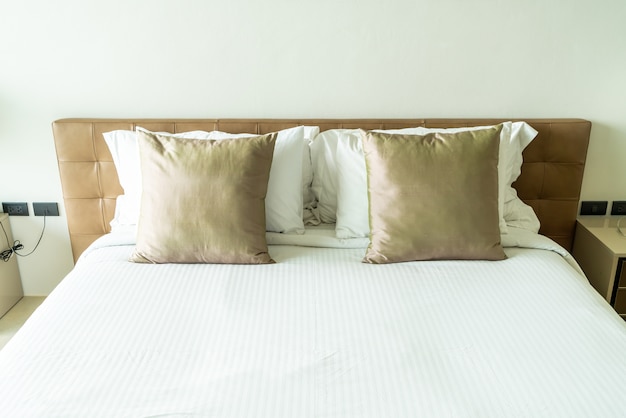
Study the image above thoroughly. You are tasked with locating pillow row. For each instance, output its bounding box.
[102,122,538,264]
[105,122,537,240]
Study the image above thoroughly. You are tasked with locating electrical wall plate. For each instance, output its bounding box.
[33,202,59,216]
[2,202,29,216]
[611,201,626,216]
[580,201,608,216]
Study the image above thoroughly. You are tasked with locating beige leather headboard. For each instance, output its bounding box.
[52,118,591,262]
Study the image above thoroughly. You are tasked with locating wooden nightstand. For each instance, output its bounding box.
[0,213,24,318]
[573,217,626,319]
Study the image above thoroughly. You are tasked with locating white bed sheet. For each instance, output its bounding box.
[1,230,626,417]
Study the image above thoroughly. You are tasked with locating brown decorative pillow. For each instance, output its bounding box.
[362,126,506,264]
[129,129,277,264]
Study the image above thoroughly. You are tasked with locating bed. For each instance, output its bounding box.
[2,117,626,417]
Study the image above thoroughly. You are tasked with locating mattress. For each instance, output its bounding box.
[1,228,626,417]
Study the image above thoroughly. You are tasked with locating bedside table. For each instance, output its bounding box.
[1,213,24,318]
[573,217,626,319]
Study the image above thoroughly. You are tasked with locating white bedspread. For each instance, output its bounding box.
[1,229,626,417]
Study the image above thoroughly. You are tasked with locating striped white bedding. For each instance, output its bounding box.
[1,228,626,417]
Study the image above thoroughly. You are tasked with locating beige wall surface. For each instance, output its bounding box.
[1,0,625,295]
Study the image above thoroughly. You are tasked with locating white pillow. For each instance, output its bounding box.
[309,129,361,224]
[504,188,540,233]
[335,131,369,238]
[302,126,320,216]
[333,122,539,238]
[104,126,308,234]
[502,121,540,231]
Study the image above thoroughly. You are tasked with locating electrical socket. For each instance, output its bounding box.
[611,201,626,216]
[2,202,29,216]
[580,201,608,216]
[33,202,59,216]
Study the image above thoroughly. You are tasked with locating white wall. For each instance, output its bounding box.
[1,0,625,295]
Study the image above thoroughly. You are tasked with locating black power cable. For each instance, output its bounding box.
[1,215,46,262]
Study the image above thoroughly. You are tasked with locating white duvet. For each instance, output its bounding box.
[1,228,626,417]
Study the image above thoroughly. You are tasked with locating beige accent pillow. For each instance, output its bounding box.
[362,126,506,264]
[130,129,277,264]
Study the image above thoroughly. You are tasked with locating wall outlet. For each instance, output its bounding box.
[580,201,608,216]
[2,202,29,216]
[33,202,59,216]
[611,201,626,216]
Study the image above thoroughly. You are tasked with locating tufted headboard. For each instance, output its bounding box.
[52,118,591,262]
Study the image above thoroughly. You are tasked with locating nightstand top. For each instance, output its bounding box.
[578,216,626,255]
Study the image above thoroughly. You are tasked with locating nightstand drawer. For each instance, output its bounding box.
[614,289,626,314]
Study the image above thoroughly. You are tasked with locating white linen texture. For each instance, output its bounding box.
[1,230,626,417]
